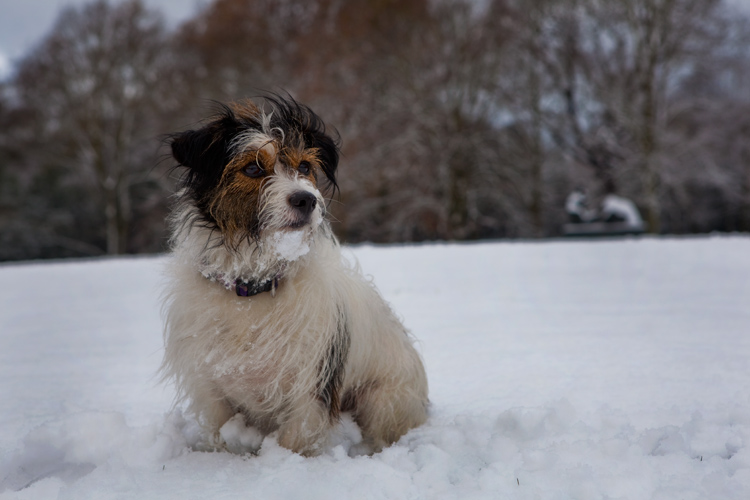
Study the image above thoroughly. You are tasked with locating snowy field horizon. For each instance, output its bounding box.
[1,235,749,499]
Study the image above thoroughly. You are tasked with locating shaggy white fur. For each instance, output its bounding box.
[161,170,429,456]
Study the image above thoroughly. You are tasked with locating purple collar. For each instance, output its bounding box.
[234,277,279,297]
[200,263,282,298]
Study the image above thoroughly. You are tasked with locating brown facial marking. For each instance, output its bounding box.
[235,149,276,177]
[208,148,278,247]
[282,148,321,185]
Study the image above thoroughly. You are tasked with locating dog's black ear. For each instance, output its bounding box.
[171,108,239,197]
[171,127,220,170]
[312,131,340,195]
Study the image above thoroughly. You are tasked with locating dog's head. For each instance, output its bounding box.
[170,95,339,250]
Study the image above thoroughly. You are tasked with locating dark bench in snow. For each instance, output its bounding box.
[562,220,645,237]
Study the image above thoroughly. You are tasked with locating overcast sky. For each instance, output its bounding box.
[1,0,750,79]
[0,0,200,78]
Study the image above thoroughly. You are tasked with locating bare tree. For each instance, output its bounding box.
[13,0,173,255]
[554,0,732,232]
[659,11,750,232]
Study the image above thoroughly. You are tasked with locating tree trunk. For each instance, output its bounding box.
[104,178,119,255]
[529,68,544,238]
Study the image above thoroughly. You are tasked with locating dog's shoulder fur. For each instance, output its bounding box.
[161,95,428,455]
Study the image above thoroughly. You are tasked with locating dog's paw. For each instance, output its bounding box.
[219,414,264,455]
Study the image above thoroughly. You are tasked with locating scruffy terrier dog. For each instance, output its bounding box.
[161,95,428,456]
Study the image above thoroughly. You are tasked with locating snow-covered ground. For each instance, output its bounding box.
[1,236,749,499]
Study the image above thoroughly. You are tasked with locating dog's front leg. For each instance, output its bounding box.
[186,393,236,451]
[276,399,332,456]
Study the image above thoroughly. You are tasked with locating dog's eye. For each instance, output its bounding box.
[298,161,311,175]
[243,163,265,178]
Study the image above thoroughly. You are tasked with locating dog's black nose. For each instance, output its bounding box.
[288,191,317,215]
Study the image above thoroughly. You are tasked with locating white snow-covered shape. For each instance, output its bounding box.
[270,229,311,262]
[601,194,644,227]
[565,190,596,222]
[219,414,264,455]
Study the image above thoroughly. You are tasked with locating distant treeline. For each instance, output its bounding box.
[1,0,749,260]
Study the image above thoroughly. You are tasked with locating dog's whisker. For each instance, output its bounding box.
[324,212,342,224]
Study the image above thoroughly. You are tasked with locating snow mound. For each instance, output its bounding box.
[2,401,748,499]
[0,411,189,494]
[219,414,264,455]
